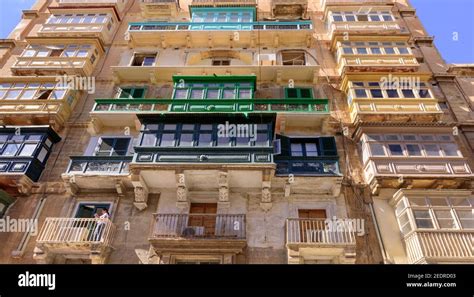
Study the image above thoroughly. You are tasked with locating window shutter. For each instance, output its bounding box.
[319,137,337,156]
[276,134,291,156]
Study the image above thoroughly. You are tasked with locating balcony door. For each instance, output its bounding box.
[298,209,327,243]
[188,203,217,237]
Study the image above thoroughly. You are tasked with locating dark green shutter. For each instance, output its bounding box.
[319,137,337,156]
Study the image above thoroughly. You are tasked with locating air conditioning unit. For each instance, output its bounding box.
[182,226,205,237]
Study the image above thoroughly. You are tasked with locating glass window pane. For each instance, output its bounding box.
[163,124,177,130]
[429,198,449,206]
[255,133,268,147]
[174,89,187,99]
[406,144,422,156]
[413,210,434,229]
[18,143,37,156]
[384,47,395,54]
[402,89,415,98]
[343,48,353,54]
[398,212,412,235]
[198,133,212,147]
[370,47,382,54]
[434,210,456,229]
[19,90,36,100]
[450,198,470,207]
[456,210,474,229]
[354,89,367,98]
[236,136,249,146]
[239,89,252,99]
[2,143,20,156]
[291,143,303,156]
[410,198,428,207]
[179,133,193,146]
[190,89,204,99]
[388,144,404,156]
[141,133,157,146]
[305,143,318,156]
[5,90,21,99]
[217,136,230,146]
[222,89,235,99]
[386,89,399,98]
[356,48,368,54]
[369,143,386,156]
[423,144,440,156]
[160,133,175,146]
[206,89,219,99]
[370,89,383,98]
[441,144,458,156]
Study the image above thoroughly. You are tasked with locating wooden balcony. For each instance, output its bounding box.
[149,213,247,259]
[337,55,419,75]
[275,157,340,176]
[57,0,128,13]
[327,21,402,41]
[321,0,393,9]
[38,20,116,45]
[12,56,95,77]
[286,218,356,264]
[140,0,179,18]
[404,230,474,264]
[190,0,257,7]
[90,98,329,129]
[62,156,133,195]
[349,98,443,124]
[127,21,313,48]
[34,218,116,264]
[364,158,473,194]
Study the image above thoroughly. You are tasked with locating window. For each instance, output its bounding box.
[369,143,385,156]
[388,144,403,156]
[131,53,156,66]
[18,144,37,156]
[457,210,474,229]
[413,210,434,228]
[281,50,306,66]
[440,144,459,156]
[95,138,130,156]
[406,144,422,156]
[75,203,112,218]
[434,210,457,229]
[118,88,146,99]
[285,88,313,99]
[212,59,230,66]
[172,80,253,100]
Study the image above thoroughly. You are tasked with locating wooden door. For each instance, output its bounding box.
[189,203,217,236]
[298,209,327,243]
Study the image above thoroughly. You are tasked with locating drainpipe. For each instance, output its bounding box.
[368,201,390,264]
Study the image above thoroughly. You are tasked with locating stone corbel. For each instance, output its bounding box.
[260,181,272,211]
[273,34,279,48]
[132,175,149,210]
[87,117,103,136]
[61,174,78,196]
[250,32,256,48]
[218,171,230,208]
[115,180,126,197]
[17,175,34,196]
[276,69,282,85]
[176,173,188,209]
[160,34,167,48]
[186,34,192,48]
[149,71,157,85]
[207,33,213,48]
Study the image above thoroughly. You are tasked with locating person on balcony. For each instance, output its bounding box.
[92,208,110,242]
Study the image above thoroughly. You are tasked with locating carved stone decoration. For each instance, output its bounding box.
[260,181,272,211]
[176,173,188,209]
[217,171,230,208]
[134,185,149,210]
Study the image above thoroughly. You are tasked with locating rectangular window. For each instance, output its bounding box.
[95,138,130,156]
[159,133,175,147]
[281,51,306,66]
[440,144,458,156]
[131,54,156,66]
[413,210,434,229]
[18,144,37,157]
[369,143,385,156]
[285,88,313,99]
[434,210,457,229]
[388,144,404,156]
[456,210,473,229]
[406,144,422,156]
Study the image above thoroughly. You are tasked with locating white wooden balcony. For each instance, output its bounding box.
[34,217,116,264]
[337,55,419,75]
[38,20,116,44]
[404,230,474,264]
[327,21,402,41]
[12,57,95,76]
[286,218,356,264]
[190,0,257,6]
[321,0,393,9]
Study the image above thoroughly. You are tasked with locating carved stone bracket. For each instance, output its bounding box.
[132,175,149,210]
[176,173,188,209]
[218,171,230,208]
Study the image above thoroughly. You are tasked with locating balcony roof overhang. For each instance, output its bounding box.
[24,36,105,55]
[47,6,121,21]
[322,3,395,21]
[390,188,473,206]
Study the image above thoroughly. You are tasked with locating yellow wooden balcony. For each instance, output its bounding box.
[11,38,104,77]
[327,21,402,41]
[337,55,418,75]
[0,78,81,131]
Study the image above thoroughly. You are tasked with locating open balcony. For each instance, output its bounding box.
[34,218,116,264]
[275,157,340,176]
[11,38,104,77]
[127,21,313,48]
[62,156,133,195]
[90,98,329,129]
[286,218,356,264]
[149,213,246,262]
[404,230,474,264]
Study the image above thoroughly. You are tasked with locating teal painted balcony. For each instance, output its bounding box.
[90,98,329,130]
[127,21,313,48]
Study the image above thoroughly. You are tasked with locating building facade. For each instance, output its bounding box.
[0,0,471,264]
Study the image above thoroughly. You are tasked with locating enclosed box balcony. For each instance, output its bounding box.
[34,217,116,264]
[0,79,81,131]
[38,9,120,45]
[140,0,179,18]
[357,130,473,194]
[286,218,356,264]
[0,126,61,195]
[149,213,246,264]
[57,0,128,13]
[190,0,257,7]
[11,38,104,77]
[341,75,443,124]
[127,20,313,48]
[333,38,418,75]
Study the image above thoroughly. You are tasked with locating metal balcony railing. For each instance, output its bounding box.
[286,218,356,245]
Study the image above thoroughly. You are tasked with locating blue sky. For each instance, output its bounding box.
[0,0,473,63]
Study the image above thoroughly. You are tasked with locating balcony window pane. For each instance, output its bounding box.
[174,89,188,99]
[382,14,393,21]
[357,14,368,21]
[236,136,249,146]
[423,144,440,156]
[141,133,157,146]
[239,89,252,99]
[369,143,385,156]
[450,198,470,207]
[198,133,212,147]
[369,14,381,21]
[395,200,407,215]
[18,143,37,157]
[385,135,399,141]
[305,143,318,156]
[406,144,422,156]
[441,144,458,156]
[418,89,431,98]
[160,133,175,147]
[386,89,399,98]
[255,133,268,147]
[143,57,155,66]
[222,89,235,99]
[333,15,343,22]
[345,15,356,22]
[434,210,457,229]
[343,47,353,54]
[398,212,412,235]
[206,89,219,99]
[291,143,303,156]
[5,90,21,99]
[2,143,20,156]
[52,90,66,99]
[354,89,367,98]
[413,210,434,229]
[163,124,176,130]
[217,136,230,147]
[384,47,395,54]
[217,13,226,22]
[23,50,36,57]
[179,133,194,146]
[19,90,36,100]
[456,210,474,229]
[410,198,428,207]
[398,47,409,54]
[370,47,382,54]
[370,89,383,98]
[356,48,368,54]
[388,144,403,156]
[76,50,89,58]
[190,89,204,99]
[429,198,449,206]
[36,50,49,57]
[402,89,415,98]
